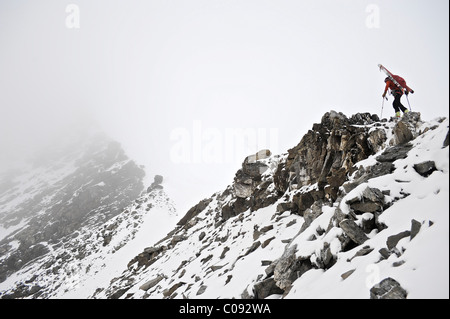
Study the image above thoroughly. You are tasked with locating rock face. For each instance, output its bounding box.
[275,112,385,209]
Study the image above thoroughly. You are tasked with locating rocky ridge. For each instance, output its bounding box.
[92,111,448,299]
[0,111,448,299]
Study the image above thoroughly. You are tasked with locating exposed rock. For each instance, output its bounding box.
[344,162,395,193]
[253,278,284,299]
[393,120,414,144]
[139,275,165,291]
[376,143,413,163]
[370,277,407,299]
[339,219,369,245]
[346,187,385,214]
[378,247,392,260]
[413,161,437,177]
[317,242,336,269]
[444,130,449,148]
[367,128,387,153]
[234,150,271,199]
[386,231,411,250]
[361,213,375,233]
[196,285,207,296]
[347,245,374,262]
[147,175,164,192]
[341,269,356,280]
[283,111,381,194]
[273,245,312,292]
[410,219,422,240]
[163,282,185,298]
[177,198,212,226]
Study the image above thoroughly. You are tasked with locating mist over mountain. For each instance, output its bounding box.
[0,111,447,301]
[0,131,146,285]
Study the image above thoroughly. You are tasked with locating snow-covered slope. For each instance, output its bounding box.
[0,132,148,296]
[90,111,449,300]
[0,111,448,299]
[0,184,177,298]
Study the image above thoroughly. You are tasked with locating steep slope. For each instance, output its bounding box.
[94,111,448,299]
[0,178,178,298]
[0,132,147,294]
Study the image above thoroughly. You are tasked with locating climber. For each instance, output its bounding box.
[382,76,414,118]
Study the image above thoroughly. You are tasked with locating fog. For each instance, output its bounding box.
[1,0,448,212]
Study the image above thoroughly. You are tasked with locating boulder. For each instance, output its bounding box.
[139,275,164,291]
[393,121,414,144]
[386,230,410,250]
[147,175,164,192]
[339,219,369,245]
[370,277,407,299]
[253,278,284,299]
[273,245,312,291]
[346,187,385,214]
[410,219,422,240]
[177,198,212,226]
[376,143,413,163]
[413,161,437,177]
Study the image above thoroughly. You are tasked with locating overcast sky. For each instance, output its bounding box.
[0,0,448,212]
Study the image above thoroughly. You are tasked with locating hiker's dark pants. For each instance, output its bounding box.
[393,92,408,113]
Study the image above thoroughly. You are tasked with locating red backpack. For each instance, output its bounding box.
[392,75,407,89]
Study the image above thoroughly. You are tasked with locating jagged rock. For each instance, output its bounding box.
[413,161,437,177]
[273,245,298,291]
[276,202,295,213]
[244,241,261,256]
[347,245,374,262]
[273,245,312,292]
[410,219,422,240]
[282,111,382,197]
[233,150,270,199]
[386,230,410,250]
[262,237,275,248]
[378,247,392,260]
[299,200,325,233]
[221,197,250,220]
[163,282,185,298]
[390,112,423,146]
[171,235,187,247]
[253,278,284,299]
[370,277,407,299]
[376,143,413,163]
[367,128,388,153]
[346,187,385,214]
[147,175,164,192]
[344,162,395,193]
[339,219,369,245]
[317,242,336,269]
[177,198,212,226]
[444,130,449,147]
[196,285,207,296]
[393,121,414,144]
[139,275,164,291]
[341,269,356,280]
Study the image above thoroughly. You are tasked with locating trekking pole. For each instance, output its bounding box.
[380,97,385,119]
[405,94,412,111]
